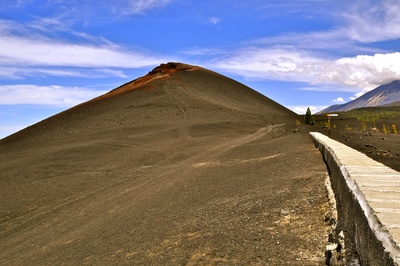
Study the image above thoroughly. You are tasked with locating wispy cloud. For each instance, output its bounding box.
[0,19,171,79]
[0,85,107,107]
[208,17,220,25]
[0,35,163,68]
[124,0,172,14]
[343,0,400,43]
[0,67,128,79]
[29,13,76,33]
[208,47,324,82]
[181,47,227,56]
[0,0,32,10]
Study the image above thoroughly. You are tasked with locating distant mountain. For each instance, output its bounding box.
[317,104,342,114]
[318,80,400,113]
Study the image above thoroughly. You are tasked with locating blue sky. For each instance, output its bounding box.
[1,0,400,138]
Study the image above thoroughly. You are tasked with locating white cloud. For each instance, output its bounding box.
[333,97,345,103]
[0,35,164,68]
[181,47,226,56]
[29,12,75,33]
[209,47,324,82]
[332,53,400,87]
[0,85,107,107]
[125,0,172,14]
[0,67,128,79]
[208,17,220,25]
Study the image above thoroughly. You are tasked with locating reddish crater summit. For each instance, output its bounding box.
[149,62,197,75]
[98,62,197,100]
[129,62,197,85]
[135,62,198,85]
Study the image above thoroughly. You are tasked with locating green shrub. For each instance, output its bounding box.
[304,107,315,125]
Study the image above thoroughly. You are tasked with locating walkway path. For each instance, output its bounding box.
[311,132,400,265]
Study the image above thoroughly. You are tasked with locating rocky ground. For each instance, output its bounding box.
[0,122,331,265]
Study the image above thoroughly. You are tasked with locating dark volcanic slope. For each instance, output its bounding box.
[0,63,329,265]
[1,62,295,146]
